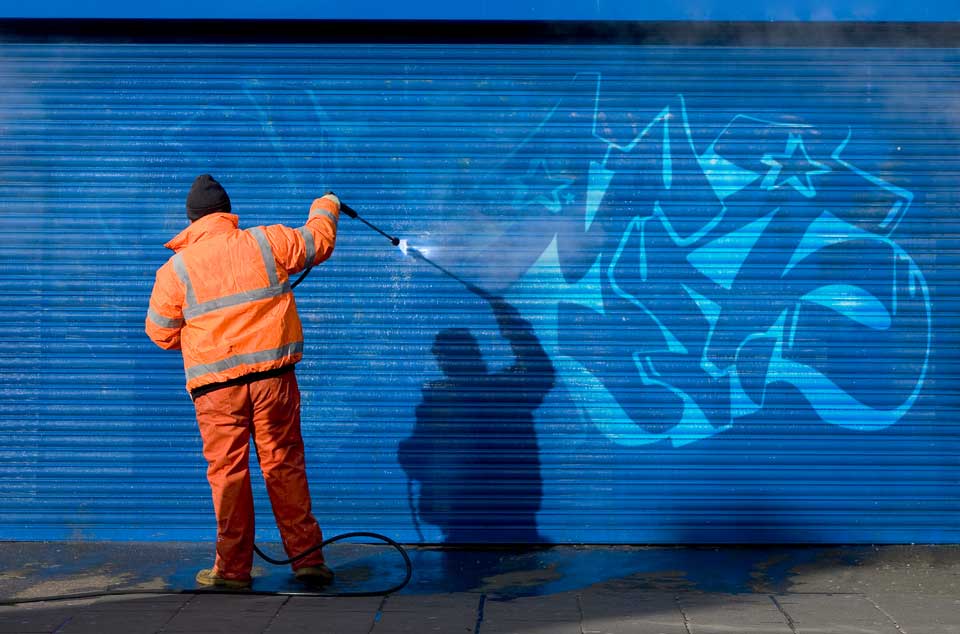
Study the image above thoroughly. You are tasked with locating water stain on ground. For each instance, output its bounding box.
[334,563,374,586]
[2,543,959,601]
[479,562,563,592]
[14,571,133,600]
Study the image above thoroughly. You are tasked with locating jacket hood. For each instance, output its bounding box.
[165,213,239,252]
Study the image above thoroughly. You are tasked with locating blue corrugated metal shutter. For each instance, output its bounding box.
[0,41,957,543]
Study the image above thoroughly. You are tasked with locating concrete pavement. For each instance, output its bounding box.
[1,544,958,633]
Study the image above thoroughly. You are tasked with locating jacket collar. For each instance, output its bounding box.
[165,213,239,252]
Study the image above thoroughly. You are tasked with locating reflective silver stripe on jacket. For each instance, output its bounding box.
[309,207,338,223]
[185,341,304,381]
[180,227,291,321]
[148,307,183,329]
[182,282,291,320]
[297,226,317,266]
[248,226,280,286]
[171,254,197,305]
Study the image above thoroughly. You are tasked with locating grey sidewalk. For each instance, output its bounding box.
[1,544,958,633]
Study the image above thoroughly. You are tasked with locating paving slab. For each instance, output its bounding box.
[0,545,957,634]
[58,609,184,634]
[279,595,383,614]
[381,593,481,612]
[678,593,792,633]
[868,592,960,634]
[0,607,73,633]
[773,593,901,634]
[479,620,582,634]
[90,594,193,610]
[480,593,582,633]
[0,595,189,634]
[161,594,287,634]
[582,612,689,634]
[264,604,377,634]
[579,590,688,634]
[373,612,477,633]
[483,593,581,620]
[373,593,480,633]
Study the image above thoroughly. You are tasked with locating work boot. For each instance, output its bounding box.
[195,568,252,589]
[294,564,335,587]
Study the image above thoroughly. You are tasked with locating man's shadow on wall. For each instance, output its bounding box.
[399,297,555,552]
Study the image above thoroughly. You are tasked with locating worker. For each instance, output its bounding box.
[145,174,339,589]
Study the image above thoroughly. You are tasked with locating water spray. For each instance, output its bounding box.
[333,198,492,301]
[404,243,492,300]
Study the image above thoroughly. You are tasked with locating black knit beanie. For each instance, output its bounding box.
[186,174,231,221]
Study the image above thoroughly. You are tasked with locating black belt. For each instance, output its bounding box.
[190,364,295,400]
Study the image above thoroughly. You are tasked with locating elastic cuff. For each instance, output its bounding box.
[310,197,340,219]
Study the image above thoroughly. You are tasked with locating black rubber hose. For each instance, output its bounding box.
[0,532,413,605]
[290,265,313,289]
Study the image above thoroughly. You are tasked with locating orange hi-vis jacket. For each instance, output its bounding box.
[146,198,338,393]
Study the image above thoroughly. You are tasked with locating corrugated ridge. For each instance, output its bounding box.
[0,41,956,544]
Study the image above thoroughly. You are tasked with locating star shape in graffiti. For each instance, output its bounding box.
[509,159,575,214]
[760,134,830,199]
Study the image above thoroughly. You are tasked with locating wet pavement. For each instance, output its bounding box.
[0,542,957,633]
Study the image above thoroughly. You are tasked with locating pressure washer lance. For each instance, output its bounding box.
[307,196,492,300]
[342,201,400,246]
[294,196,492,300]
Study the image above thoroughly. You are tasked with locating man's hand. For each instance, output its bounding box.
[322,191,341,210]
[324,191,359,219]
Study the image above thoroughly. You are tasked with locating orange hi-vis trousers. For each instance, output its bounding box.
[193,369,324,581]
